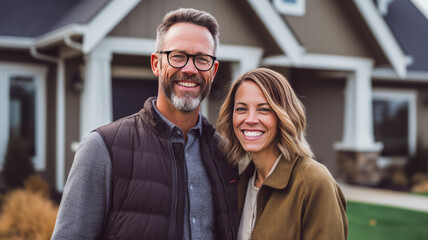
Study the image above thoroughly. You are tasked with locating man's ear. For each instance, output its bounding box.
[211,60,219,82]
[151,53,160,77]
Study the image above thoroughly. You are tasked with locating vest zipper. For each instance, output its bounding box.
[167,142,178,240]
[210,144,236,240]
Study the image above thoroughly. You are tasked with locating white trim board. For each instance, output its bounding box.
[372,68,428,82]
[0,62,47,171]
[34,24,86,49]
[82,0,141,53]
[412,0,428,20]
[262,53,373,72]
[112,66,156,79]
[0,36,34,49]
[247,0,305,64]
[248,0,409,78]
[353,0,410,78]
[273,0,306,16]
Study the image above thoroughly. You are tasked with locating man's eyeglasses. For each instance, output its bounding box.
[158,51,217,71]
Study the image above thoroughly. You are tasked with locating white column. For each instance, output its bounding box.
[335,63,383,151]
[56,59,66,191]
[0,73,9,168]
[80,50,113,140]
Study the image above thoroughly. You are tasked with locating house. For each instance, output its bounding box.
[0,0,427,192]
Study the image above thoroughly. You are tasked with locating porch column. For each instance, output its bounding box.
[56,59,66,191]
[80,50,113,140]
[334,62,383,185]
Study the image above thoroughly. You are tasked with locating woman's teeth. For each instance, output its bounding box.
[244,131,263,137]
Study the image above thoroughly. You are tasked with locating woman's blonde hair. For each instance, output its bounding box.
[216,68,313,166]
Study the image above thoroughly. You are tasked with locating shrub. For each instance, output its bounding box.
[405,141,428,178]
[2,137,35,189]
[0,176,58,240]
[379,164,409,191]
[23,175,50,198]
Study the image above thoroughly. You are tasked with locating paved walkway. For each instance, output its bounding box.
[339,182,428,212]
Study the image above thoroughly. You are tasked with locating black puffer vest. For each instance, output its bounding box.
[96,97,239,240]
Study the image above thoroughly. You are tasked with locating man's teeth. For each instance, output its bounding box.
[244,131,263,137]
[177,81,197,87]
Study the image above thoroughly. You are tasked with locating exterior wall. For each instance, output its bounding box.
[207,61,233,125]
[109,0,280,54]
[283,0,387,65]
[418,89,428,149]
[45,63,57,188]
[64,57,83,179]
[282,68,345,174]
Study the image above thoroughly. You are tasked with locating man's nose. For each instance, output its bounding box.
[180,58,199,75]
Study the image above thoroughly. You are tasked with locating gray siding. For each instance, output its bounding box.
[109,0,280,54]
[64,57,83,179]
[285,68,345,174]
[284,0,388,65]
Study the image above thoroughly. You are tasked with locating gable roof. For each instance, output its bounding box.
[247,0,409,77]
[0,0,107,37]
[0,0,140,54]
[383,0,428,71]
[353,0,409,77]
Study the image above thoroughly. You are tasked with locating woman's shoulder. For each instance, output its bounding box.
[294,157,337,187]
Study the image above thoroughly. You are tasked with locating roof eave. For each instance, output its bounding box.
[0,36,34,49]
[354,0,409,78]
[81,0,141,54]
[247,0,305,65]
[34,23,87,49]
[0,0,140,54]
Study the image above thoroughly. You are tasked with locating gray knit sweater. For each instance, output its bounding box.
[51,132,111,240]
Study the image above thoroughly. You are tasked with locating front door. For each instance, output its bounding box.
[112,78,158,121]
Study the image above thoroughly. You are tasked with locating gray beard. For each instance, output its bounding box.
[170,92,201,112]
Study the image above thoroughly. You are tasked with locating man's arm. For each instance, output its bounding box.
[51,131,112,240]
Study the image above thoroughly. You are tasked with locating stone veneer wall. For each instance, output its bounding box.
[336,151,381,186]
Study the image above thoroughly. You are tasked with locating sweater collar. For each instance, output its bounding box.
[139,97,210,139]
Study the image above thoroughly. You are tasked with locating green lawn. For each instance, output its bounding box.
[347,201,428,240]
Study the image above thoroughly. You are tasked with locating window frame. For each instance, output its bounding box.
[372,88,417,166]
[273,0,306,16]
[0,62,47,171]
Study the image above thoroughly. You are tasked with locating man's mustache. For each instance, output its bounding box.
[171,74,203,84]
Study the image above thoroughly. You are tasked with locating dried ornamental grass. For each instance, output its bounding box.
[0,189,58,240]
[23,175,50,198]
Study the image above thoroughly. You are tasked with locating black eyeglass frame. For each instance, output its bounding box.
[157,50,217,71]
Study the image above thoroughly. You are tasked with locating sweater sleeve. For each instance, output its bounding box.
[51,131,112,240]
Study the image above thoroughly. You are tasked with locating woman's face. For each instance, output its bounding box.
[233,81,278,155]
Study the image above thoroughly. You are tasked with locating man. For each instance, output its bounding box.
[51,8,238,240]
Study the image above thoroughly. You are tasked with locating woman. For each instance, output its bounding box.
[217,68,348,240]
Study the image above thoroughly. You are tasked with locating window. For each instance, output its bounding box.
[274,0,306,16]
[0,63,47,171]
[372,89,417,166]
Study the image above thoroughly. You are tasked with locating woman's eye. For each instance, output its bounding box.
[235,107,246,112]
[259,108,271,112]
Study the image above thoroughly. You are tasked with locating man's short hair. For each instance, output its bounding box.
[156,8,219,54]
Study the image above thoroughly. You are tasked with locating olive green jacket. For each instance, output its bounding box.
[238,155,348,240]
